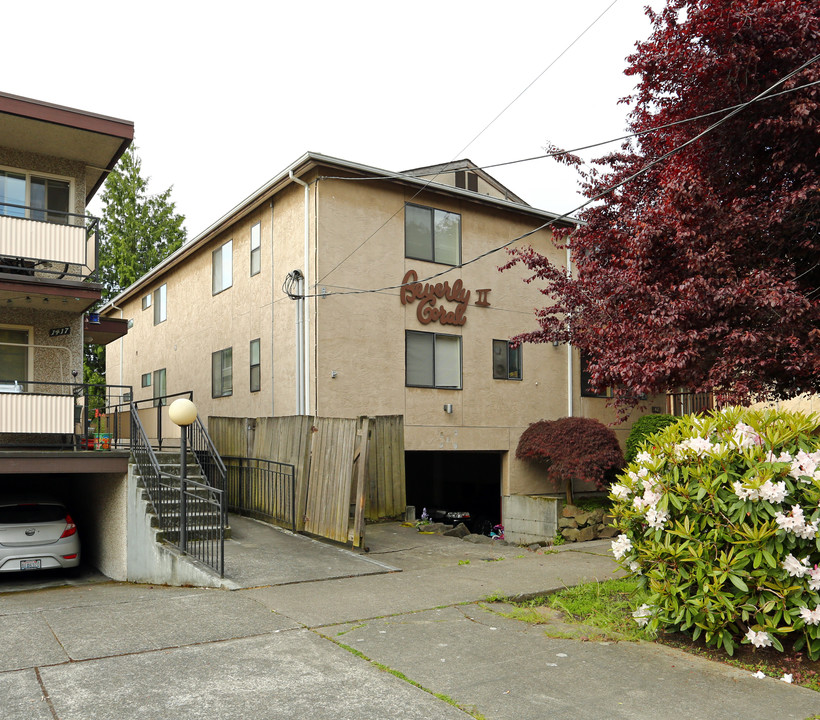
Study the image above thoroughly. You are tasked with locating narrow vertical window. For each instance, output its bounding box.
[212,347,233,398]
[152,368,166,406]
[250,223,261,276]
[153,284,166,325]
[249,338,261,392]
[212,240,233,294]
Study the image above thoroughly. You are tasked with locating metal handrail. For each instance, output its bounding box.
[221,455,297,532]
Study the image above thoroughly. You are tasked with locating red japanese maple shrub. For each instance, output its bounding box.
[516,417,624,504]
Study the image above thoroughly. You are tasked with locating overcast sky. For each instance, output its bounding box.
[5,0,658,238]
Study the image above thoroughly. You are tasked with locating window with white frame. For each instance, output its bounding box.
[405,203,461,266]
[212,240,233,294]
[0,325,31,387]
[141,372,151,388]
[212,347,233,398]
[152,368,166,407]
[250,223,261,276]
[153,284,166,325]
[493,340,522,380]
[0,167,71,224]
[406,331,462,389]
[250,338,260,392]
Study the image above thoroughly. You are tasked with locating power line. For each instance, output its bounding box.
[295,54,820,302]
[317,1,620,285]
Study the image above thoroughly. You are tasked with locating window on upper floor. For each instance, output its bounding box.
[493,340,522,380]
[142,293,152,310]
[405,204,461,266]
[152,368,166,407]
[406,330,462,389]
[153,284,166,325]
[250,338,260,392]
[0,168,71,224]
[141,372,151,388]
[212,240,233,294]
[250,223,261,277]
[212,347,233,398]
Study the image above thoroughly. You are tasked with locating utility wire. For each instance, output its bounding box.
[317,1,620,285]
[296,54,820,302]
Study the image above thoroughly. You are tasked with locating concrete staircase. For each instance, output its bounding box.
[134,450,230,543]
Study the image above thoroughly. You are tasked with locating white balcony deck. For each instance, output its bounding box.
[0,214,96,278]
[0,392,74,434]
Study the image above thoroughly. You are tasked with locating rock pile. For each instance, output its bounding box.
[558,504,618,543]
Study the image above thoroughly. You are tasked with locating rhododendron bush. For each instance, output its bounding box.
[609,407,820,658]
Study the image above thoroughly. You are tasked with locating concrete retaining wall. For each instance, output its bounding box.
[502,494,559,545]
[125,466,228,588]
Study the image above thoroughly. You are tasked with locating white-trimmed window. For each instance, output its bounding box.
[0,325,32,387]
[212,240,233,294]
[250,223,261,276]
[493,340,522,380]
[405,203,461,266]
[0,166,72,224]
[212,347,233,398]
[153,284,166,325]
[250,338,261,392]
[406,331,462,389]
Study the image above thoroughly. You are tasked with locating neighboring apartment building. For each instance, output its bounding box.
[103,153,658,527]
[0,91,135,576]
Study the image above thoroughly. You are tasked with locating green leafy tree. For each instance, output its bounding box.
[85,145,186,388]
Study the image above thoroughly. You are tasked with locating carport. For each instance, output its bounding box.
[405,450,503,533]
[0,451,130,579]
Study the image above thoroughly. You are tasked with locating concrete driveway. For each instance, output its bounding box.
[1,518,818,719]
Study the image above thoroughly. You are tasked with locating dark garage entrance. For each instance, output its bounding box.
[405,451,502,534]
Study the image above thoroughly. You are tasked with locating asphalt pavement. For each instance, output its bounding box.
[1,516,818,719]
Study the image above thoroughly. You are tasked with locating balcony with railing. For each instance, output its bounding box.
[0,202,98,284]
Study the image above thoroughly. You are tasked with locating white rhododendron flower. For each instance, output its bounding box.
[611,534,632,560]
[790,450,820,482]
[782,553,811,578]
[809,565,820,592]
[775,506,818,539]
[746,629,772,648]
[611,484,630,500]
[733,481,759,501]
[799,605,820,626]
[629,561,641,574]
[731,422,762,449]
[645,507,669,530]
[636,450,653,464]
[676,437,715,457]
[758,480,787,504]
[632,604,652,627]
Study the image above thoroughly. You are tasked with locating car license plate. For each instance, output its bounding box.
[20,559,41,571]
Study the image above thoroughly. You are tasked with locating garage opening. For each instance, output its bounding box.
[0,471,127,582]
[405,451,503,534]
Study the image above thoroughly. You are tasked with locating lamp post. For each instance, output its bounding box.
[169,398,198,553]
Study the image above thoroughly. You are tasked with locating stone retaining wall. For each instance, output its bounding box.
[558,504,618,542]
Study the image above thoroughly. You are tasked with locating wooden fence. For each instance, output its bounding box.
[208,415,406,544]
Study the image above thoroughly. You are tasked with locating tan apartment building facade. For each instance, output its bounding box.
[103,153,657,530]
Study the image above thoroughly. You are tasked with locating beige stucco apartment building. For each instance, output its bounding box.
[103,153,657,528]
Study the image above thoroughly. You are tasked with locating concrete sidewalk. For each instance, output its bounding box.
[1,519,818,719]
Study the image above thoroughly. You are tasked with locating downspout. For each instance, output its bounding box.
[270,200,275,417]
[289,170,310,416]
[566,244,573,418]
[111,302,124,387]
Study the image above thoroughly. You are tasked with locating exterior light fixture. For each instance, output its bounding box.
[168,398,198,552]
[443,404,453,414]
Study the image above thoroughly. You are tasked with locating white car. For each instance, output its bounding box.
[0,500,81,573]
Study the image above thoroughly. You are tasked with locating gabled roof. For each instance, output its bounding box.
[101,152,576,312]
[0,91,134,202]
[401,159,529,206]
